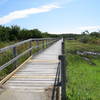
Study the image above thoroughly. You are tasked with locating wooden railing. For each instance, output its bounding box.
[0,38,59,79]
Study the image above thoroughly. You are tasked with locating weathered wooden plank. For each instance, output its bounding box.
[0,56,32,86]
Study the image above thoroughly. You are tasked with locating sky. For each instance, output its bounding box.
[0,0,100,34]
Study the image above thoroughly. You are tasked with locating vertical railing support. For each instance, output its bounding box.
[62,39,65,54]
[56,87,60,100]
[42,40,44,49]
[29,40,32,56]
[36,40,39,51]
[13,46,17,69]
[46,39,48,48]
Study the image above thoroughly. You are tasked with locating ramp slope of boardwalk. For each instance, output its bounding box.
[0,40,62,100]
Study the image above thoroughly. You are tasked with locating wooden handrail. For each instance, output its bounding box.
[0,38,59,72]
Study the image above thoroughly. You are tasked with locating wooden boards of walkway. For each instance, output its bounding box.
[0,39,62,100]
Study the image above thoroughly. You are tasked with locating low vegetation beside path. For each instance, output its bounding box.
[65,40,100,100]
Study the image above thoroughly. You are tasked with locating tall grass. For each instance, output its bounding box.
[65,40,100,100]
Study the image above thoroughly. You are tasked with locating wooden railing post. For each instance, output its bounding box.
[42,40,44,49]
[36,40,39,50]
[29,40,32,56]
[56,86,60,100]
[46,39,48,47]
[62,41,65,54]
[13,46,17,69]
[59,55,66,100]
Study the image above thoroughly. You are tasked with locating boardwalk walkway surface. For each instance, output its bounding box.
[0,39,62,100]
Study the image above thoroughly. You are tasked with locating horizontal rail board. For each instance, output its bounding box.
[0,38,57,53]
[0,39,32,53]
[0,47,33,71]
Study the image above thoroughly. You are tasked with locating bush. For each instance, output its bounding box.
[79,36,91,43]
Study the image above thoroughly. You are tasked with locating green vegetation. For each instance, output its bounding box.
[65,40,100,100]
[62,30,100,44]
[66,40,100,52]
[0,25,58,42]
[0,41,17,48]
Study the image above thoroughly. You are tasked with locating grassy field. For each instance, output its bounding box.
[65,40,100,100]
[66,40,100,53]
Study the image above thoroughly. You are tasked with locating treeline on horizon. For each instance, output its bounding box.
[0,25,100,43]
[0,25,58,41]
[62,30,100,44]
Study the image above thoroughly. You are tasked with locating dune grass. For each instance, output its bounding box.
[65,40,100,100]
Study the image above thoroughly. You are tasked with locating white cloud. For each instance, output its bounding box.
[76,25,100,33]
[78,26,100,30]
[56,26,100,34]
[0,4,59,24]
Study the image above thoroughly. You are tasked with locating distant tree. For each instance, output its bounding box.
[81,30,89,35]
[9,25,20,41]
[18,29,29,40]
[0,25,11,41]
[42,32,50,38]
[30,29,42,38]
[0,25,59,41]
[90,32,100,38]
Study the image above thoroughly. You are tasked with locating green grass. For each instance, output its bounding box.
[66,40,100,53]
[0,41,17,48]
[65,40,100,100]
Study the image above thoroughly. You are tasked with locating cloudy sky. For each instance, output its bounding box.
[0,0,100,34]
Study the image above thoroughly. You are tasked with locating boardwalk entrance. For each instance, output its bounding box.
[0,39,62,100]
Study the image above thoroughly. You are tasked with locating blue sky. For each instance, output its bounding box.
[0,0,100,34]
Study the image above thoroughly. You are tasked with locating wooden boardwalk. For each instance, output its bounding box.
[0,39,62,100]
